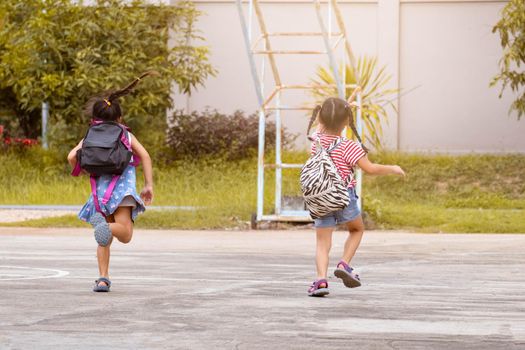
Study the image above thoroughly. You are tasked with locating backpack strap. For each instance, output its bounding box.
[90,175,120,216]
[130,154,141,167]
[326,137,345,153]
[71,161,82,177]
[315,138,323,152]
[102,175,121,205]
[314,135,346,154]
[90,176,102,215]
[120,130,132,151]
[325,137,350,184]
[120,128,141,167]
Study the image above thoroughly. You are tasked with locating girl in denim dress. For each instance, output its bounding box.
[67,73,154,293]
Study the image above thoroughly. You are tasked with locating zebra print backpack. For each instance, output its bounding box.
[300,138,350,219]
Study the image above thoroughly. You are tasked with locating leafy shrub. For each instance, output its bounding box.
[166,109,297,161]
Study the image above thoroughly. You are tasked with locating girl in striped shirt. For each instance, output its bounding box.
[306,97,405,297]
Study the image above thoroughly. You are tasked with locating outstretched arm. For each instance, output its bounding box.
[67,139,83,168]
[131,135,154,205]
[357,155,405,177]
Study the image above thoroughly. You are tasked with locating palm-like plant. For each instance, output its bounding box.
[311,56,399,150]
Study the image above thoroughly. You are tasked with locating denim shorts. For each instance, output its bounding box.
[314,187,361,228]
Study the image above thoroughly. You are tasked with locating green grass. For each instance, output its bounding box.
[0,210,244,230]
[0,149,263,229]
[361,153,525,233]
[377,205,525,233]
[1,149,524,232]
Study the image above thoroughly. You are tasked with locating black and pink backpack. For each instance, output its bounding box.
[72,120,139,215]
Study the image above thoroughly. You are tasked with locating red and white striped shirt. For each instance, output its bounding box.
[310,132,366,188]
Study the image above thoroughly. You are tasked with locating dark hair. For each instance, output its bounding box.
[85,71,158,122]
[306,97,368,153]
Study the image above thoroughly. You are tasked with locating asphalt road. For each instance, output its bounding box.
[0,228,524,349]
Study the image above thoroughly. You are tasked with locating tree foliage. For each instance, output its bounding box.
[0,0,214,153]
[492,0,525,119]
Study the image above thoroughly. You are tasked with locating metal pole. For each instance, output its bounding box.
[314,0,344,99]
[260,31,266,99]
[341,32,347,98]
[258,6,267,220]
[328,0,332,42]
[330,0,359,82]
[248,0,253,40]
[252,0,282,87]
[41,102,49,149]
[41,7,49,150]
[274,90,282,216]
[355,91,363,209]
[236,0,266,221]
[236,0,264,106]
[256,108,266,220]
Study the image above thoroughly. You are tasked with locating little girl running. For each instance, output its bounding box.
[305,97,405,297]
[67,73,154,293]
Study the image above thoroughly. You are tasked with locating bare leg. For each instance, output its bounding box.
[108,207,134,244]
[341,215,365,265]
[315,227,334,283]
[97,243,111,280]
[95,207,133,287]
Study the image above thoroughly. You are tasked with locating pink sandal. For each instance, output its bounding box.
[334,261,361,288]
[308,279,329,297]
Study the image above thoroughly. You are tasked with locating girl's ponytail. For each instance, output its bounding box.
[86,71,160,121]
[107,70,159,102]
[306,105,321,140]
[346,105,369,153]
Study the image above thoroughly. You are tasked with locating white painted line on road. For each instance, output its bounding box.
[0,266,70,281]
[0,274,26,277]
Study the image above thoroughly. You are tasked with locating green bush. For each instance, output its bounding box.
[165,109,297,161]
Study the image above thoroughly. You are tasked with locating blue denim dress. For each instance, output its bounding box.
[78,164,145,222]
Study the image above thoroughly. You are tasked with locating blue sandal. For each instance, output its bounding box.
[308,279,329,297]
[334,261,361,288]
[93,277,111,292]
[94,222,112,247]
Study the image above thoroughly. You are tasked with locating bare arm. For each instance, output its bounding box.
[67,139,83,168]
[357,155,405,177]
[131,134,154,205]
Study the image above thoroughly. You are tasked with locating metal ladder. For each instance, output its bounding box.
[235,0,363,227]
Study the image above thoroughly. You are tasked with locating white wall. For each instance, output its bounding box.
[172,0,524,153]
[398,1,525,153]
